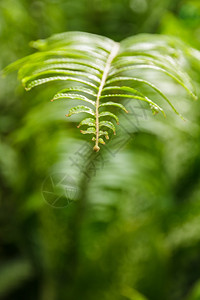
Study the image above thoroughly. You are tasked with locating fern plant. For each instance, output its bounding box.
[4,31,197,152]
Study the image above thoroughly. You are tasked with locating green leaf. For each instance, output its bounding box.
[99,111,119,124]
[98,138,105,145]
[24,76,98,91]
[101,93,165,116]
[31,63,101,77]
[106,76,183,118]
[66,105,95,117]
[109,64,196,100]
[22,69,101,85]
[100,101,128,113]
[113,54,194,90]
[99,121,116,134]
[6,31,197,150]
[52,93,95,106]
[52,87,96,97]
[41,58,104,72]
[99,130,109,139]
[102,86,145,97]
[77,118,96,128]
[17,58,104,79]
[80,127,96,135]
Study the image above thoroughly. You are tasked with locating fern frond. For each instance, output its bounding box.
[5,32,198,151]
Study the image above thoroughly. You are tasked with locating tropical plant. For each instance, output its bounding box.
[4,31,198,152]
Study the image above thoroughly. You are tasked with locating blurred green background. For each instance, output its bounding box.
[1,0,200,299]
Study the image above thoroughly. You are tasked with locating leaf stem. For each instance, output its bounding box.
[93,42,120,152]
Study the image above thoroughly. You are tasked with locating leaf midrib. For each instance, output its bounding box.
[93,42,120,152]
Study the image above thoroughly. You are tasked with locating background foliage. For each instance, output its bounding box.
[1,0,200,300]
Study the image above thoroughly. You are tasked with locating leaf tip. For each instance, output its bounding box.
[93,145,100,152]
[180,115,186,121]
[194,95,198,101]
